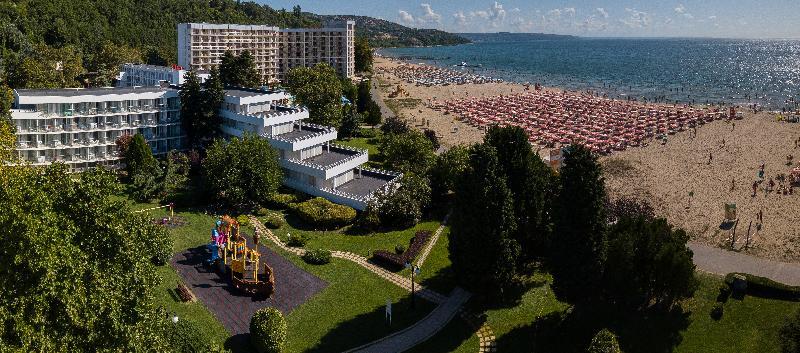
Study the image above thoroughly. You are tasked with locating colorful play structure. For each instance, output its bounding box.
[208,215,275,297]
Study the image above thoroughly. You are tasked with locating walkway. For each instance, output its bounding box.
[344,288,472,353]
[371,79,397,120]
[690,242,800,286]
[415,212,450,267]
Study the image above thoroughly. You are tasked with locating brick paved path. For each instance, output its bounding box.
[344,288,472,353]
[171,243,327,336]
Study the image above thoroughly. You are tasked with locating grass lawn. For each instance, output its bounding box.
[336,129,385,169]
[266,211,442,259]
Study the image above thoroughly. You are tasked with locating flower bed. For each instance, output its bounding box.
[372,231,432,270]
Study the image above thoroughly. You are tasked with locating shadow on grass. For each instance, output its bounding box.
[304,294,436,353]
[225,333,252,353]
[495,304,691,353]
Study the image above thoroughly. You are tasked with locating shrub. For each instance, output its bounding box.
[394,244,406,255]
[266,193,298,209]
[263,212,285,229]
[286,233,309,247]
[302,249,332,265]
[256,207,270,216]
[373,231,432,270]
[710,302,724,321]
[166,318,214,353]
[780,309,800,353]
[138,216,173,266]
[587,328,621,353]
[724,272,800,300]
[717,284,731,303]
[292,197,356,229]
[250,307,287,353]
[236,214,250,227]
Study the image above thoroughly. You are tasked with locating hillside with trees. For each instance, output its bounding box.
[314,15,471,48]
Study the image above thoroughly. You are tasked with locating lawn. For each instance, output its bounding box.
[121,192,446,352]
[336,129,385,169]
[266,211,443,259]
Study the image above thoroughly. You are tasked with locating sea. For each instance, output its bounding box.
[380,37,800,110]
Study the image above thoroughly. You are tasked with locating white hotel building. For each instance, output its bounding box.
[220,88,400,210]
[117,63,209,87]
[177,20,355,83]
[10,86,183,171]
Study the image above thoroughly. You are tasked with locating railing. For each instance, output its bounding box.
[267,123,336,143]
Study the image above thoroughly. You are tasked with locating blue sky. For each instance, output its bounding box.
[259,0,800,38]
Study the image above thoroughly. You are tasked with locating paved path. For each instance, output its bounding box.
[344,288,472,353]
[415,212,450,267]
[690,242,800,285]
[371,79,397,120]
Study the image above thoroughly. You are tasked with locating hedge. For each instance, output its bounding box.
[724,272,800,300]
[286,233,309,247]
[302,249,332,265]
[372,231,432,270]
[291,197,356,229]
[266,193,298,209]
[262,212,285,229]
[250,308,287,353]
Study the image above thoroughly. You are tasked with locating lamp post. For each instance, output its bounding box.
[405,261,420,310]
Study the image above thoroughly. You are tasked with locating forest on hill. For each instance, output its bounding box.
[314,15,471,48]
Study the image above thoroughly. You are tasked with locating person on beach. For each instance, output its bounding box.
[730,178,736,191]
[752,180,758,197]
[708,152,713,165]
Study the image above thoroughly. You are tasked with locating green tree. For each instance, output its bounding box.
[379,130,435,176]
[87,41,142,86]
[380,115,409,135]
[356,80,371,113]
[0,83,15,163]
[587,329,622,353]
[449,144,520,295]
[7,44,83,88]
[123,134,162,201]
[160,150,191,199]
[484,125,556,261]
[365,173,431,229]
[203,134,282,209]
[180,69,223,148]
[365,99,383,125]
[551,144,608,304]
[605,217,698,309]
[0,165,173,351]
[286,63,343,127]
[429,144,469,203]
[219,50,260,88]
[339,108,362,139]
[250,307,287,353]
[354,36,373,73]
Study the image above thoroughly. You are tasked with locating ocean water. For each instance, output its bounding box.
[381,38,800,109]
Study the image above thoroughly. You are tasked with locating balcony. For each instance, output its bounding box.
[280,144,368,180]
[265,123,337,152]
[282,167,402,211]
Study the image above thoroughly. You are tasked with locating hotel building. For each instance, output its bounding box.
[117,63,209,87]
[177,20,355,83]
[10,86,184,171]
[219,87,399,210]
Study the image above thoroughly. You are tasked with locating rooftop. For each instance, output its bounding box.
[303,147,361,169]
[225,87,285,98]
[334,170,398,198]
[14,86,176,97]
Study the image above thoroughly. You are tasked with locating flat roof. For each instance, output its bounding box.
[304,148,360,168]
[14,86,177,97]
[224,88,286,98]
[336,173,394,198]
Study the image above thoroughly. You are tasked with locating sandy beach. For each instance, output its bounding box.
[374,56,800,262]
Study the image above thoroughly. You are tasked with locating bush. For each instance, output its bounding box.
[373,231,432,270]
[394,244,405,255]
[256,207,270,216]
[780,309,800,353]
[266,193,298,209]
[236,215,250,227]
[717,284,731,303]
[263,212,285,229]
[138,216,173,266]
[286,233,309,248]
[250,307,287,353]
[710,302,724,320]
[587,328,621,353]
[724,272,800,300]
[291,197,356,229]
[166,318,215,353]
[302,249,332,265]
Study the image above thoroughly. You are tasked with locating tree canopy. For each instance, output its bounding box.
[379,130,436,176]
[0,84,15,162]
[286,63,344,127]
[180,69,224,148]
[0,164,173,351]
[203,134,283,209]
[354,37,373,73]
[219,50,260,88]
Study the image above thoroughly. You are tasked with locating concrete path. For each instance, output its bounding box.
[344,288,472,353]
[415,212,450,267]
[371,79,396,120]
[690,242,800,285]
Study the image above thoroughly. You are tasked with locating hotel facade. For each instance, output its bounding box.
[219,88,400,210]
[177,20,355,83]
[10,86,184,171]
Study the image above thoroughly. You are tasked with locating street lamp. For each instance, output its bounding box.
[405,261,420,310]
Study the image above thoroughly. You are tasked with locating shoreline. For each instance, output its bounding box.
[371,56,800,263]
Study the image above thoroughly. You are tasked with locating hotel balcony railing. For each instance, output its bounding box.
[266,123,336,143]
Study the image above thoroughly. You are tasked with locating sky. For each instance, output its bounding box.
[259,0,800,39]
